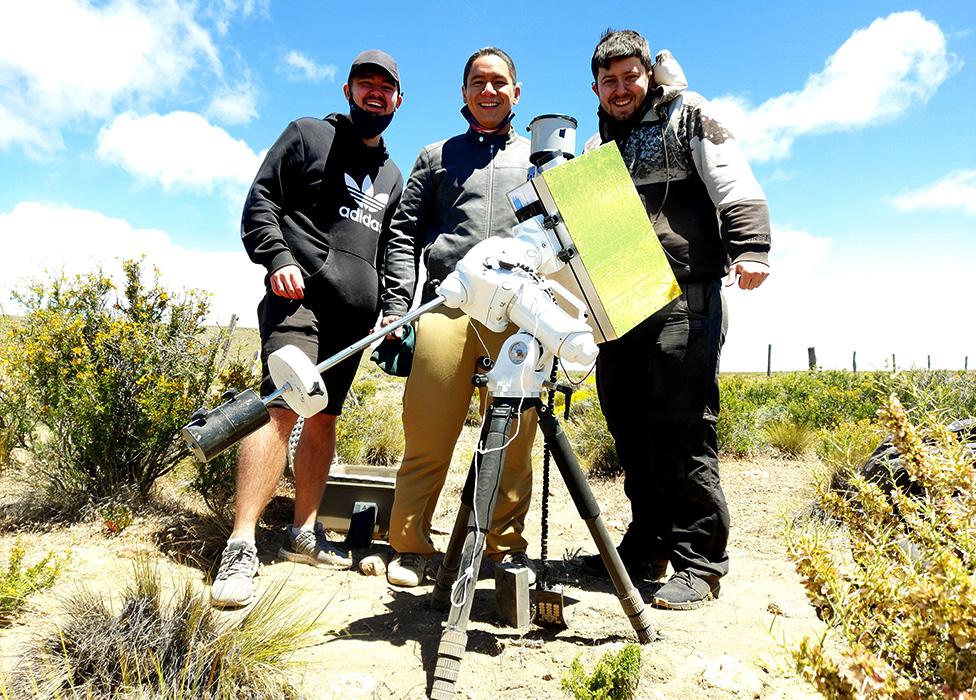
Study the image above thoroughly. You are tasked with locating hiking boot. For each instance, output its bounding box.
[278,529,352,570]
[497,550,537,586]
[387,552,427,587]
[211,539,259,608]
[652,570,720,610]
[580,551,668,582]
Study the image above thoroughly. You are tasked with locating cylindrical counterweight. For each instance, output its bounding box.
[181,389,270,462]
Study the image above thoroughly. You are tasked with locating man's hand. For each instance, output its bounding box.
[726,261,769,290]
[270,265,305,300]
[377,314,402,340]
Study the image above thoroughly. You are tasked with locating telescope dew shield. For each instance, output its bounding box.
[181,389,270,462]
[527,114,578,168]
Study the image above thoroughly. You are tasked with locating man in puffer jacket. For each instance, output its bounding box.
[361,47,537,588]
[579,29,771,610]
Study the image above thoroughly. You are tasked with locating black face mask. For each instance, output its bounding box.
[349,99,395,140]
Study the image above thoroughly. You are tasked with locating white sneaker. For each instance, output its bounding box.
[278,529,352,570]
[387,552,427,587]
[211,540,259,608]
[498,551,537,586]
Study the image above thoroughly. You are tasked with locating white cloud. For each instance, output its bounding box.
[206,83,259,125]
[0,201,262,326]
[97,111,261,195]
[711,11,955,162]
[891,169,976,216]
[0,0,220,154]
[205,0,270,35]
[722,223,974,372]
[283,50,338,82]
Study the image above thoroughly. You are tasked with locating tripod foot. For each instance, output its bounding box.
[431,628,468,698]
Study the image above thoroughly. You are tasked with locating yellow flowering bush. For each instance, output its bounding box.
[787,395,976,698]
[0,260,230,511]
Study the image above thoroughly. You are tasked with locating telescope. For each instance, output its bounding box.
[181,114,678,698]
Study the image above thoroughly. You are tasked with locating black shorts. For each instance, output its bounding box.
[257,292,374,415]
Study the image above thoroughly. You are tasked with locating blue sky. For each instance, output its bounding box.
[1,1,974,371]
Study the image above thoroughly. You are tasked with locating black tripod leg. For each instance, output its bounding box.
[430,400,516,700]
[430,460,475,611]
[535,405,656,644]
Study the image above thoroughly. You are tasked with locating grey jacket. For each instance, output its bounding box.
[382,127,531,316]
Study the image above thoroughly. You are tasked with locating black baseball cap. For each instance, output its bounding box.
[349,49,400,90]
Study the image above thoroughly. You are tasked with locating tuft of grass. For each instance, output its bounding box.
[764,421,818,458]
[0,539,65,624]
[10,561,318,699]
[337,389,404,466]
[561,643,641,700]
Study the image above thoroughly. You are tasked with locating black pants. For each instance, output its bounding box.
[595,280,729,581]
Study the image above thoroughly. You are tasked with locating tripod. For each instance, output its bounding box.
[426,334,655,700]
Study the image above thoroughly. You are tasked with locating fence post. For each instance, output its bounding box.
[927,354,931,370]
[767,344,772,377]
[807,347,817,371]
[852,351,857,373]
[966,356,969,371]
[892,353,897,371]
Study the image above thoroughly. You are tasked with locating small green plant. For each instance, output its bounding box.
[98,502,134,536]
[787,394,976,697]
[765,420,818,458]
[561,643,641,700]
[0,540,65,623]
[11,561,317,699]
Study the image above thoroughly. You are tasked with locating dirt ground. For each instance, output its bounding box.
[0,425,827,699]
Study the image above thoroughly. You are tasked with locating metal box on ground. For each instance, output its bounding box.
[317,463,397,542]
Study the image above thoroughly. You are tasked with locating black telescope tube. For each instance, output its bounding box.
[181,389,270,462]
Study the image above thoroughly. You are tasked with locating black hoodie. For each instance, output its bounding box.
[242,113,403,314]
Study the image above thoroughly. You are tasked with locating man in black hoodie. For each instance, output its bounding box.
[211,50,404,608]
[580,30,771,610]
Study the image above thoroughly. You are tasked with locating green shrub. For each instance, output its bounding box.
[10,562,316,699]
[765,421,818,458]
[0,539,65,623]
[0,260,230,512]
[561,643,641,700]
[564,398,622,478]
[787,394,976,697]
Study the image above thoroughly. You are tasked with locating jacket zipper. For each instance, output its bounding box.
[486,143,495,239]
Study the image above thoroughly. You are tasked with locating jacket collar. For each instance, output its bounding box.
[463,124,518,147]
[329,112,390,157]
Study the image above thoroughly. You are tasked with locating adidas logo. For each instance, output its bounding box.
[340,174,389,232]
[344,174,389,213]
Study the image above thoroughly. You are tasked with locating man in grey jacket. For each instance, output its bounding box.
[580,30,771,610]
[361,47,536,588]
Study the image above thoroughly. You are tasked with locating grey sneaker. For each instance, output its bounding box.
[211,539,259,608]
[278,529,352,570]
[498,551,537,586]
[652,570,720,610]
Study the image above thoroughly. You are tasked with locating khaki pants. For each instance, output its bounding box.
[389,307,536,557]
